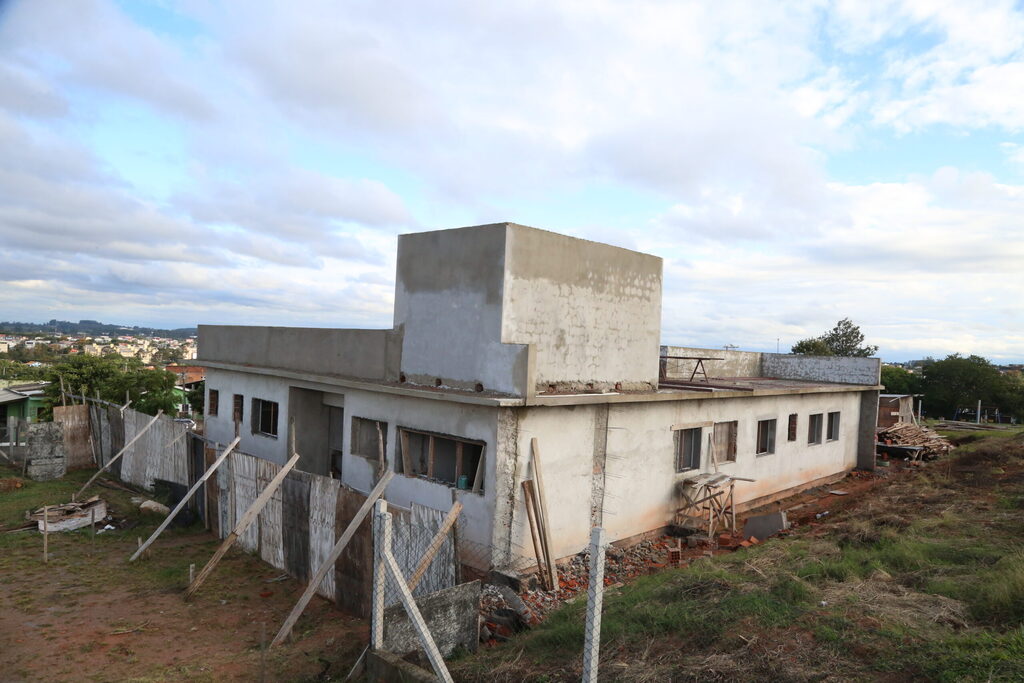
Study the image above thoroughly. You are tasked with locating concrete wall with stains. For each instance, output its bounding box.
[661,346,763,379]
[503,224,662,392]
[502,390,864,561]
[394,223,531,395]
[762,354,880,385]
[199,325,401,382]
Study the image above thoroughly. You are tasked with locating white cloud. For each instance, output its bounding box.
[0,0,1023,360]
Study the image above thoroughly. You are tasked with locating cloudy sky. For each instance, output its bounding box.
[1,1,1023,362]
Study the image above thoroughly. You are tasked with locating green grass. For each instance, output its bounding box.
[455,431,1024,681]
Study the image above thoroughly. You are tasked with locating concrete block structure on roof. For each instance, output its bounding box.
[198,222,881,572]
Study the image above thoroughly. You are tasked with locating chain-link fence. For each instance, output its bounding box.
[381,514,458,607]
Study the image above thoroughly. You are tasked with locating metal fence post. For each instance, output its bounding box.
[582,526,606,683]
[371,499,389,650]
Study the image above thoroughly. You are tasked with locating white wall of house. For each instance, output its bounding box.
[505,390,863,562]
[205,369,291,464]
[205,368,501,561]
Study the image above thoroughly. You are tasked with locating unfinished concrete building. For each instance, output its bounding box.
[198,222,880,568]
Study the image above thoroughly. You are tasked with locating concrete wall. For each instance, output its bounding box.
[205,367,501,559]
[383,580,481,657]
[661,346,762,379]
[25,422,67,481]
[503,224,662,392]
[394,223,529,396]
[661,346,881,386]
[762,354,880,385]
[206,369,292,465]
[503,390,864,560]
[198,325,401,382]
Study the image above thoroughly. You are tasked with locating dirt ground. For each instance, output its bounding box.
[0,468,366,682]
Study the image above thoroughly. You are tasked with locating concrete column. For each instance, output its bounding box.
[857,390,879,470]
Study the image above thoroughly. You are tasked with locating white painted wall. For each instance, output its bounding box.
[205,369,291,464]
[505,405,599,566]
[503,391,863,560]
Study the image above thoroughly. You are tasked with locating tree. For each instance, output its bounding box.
[187,380,205,415]
[791,318,878,357]
[921,354,1020,420]
[40,355,178,419]
[880,365,922,395]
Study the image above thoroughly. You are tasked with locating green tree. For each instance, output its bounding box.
[0,360,47,381]
[792,318,878,357]
[41,355,178,419]
[880,365,922,394]
[187,380,205,415]
[921,354,1020,420]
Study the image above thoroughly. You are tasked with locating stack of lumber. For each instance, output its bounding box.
[878,423,953,459]
[28,497,106,532]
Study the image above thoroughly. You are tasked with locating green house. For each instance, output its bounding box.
[0,382,50,439]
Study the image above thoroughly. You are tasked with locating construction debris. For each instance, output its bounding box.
[28,497,107,533]
[138,500,171,516]
[878,423,953,460]
[742,511,789,541]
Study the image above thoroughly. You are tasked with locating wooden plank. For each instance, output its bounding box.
[375,421,385,470]
[74,410,163,501]
[471,447,484,493]
[129,437,240,562]
[427,435,435,479]
[400,429,411,476]
[530,438,558,588]
[270,470,394,647]
[407,502,462,591]
[185,452,301,600]
[455,442,463,484]
[521,480,550,589]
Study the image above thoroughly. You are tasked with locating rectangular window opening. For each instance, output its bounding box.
[756,419,776,455]
[208,389,219,417]
[787,413,798,441]
[398,427,485,494]
[676,427,702,471]
[808,413,823,445]
[827,411,841,441]
[251,398,279,438]
[232,393,243,424]
[351,416,387,461]
[712,421,738,463]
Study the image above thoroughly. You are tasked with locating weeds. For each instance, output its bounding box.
[455,428,1024,682]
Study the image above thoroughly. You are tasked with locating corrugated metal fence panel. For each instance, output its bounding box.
[232,453,260,552]
[309,476,340,601]
[106,406,124,478]
[89,404,109,466]
[217,452,234,539]
[282,470,312,583]
[119,410,142,488]
[257,459,285,571]
[410,503,457,597]
[145,416,189,489]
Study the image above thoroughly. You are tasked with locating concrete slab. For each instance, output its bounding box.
[742,511,788,541]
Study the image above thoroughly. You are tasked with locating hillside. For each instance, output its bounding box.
[454,429,1024,682]
[0,319,196,339]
